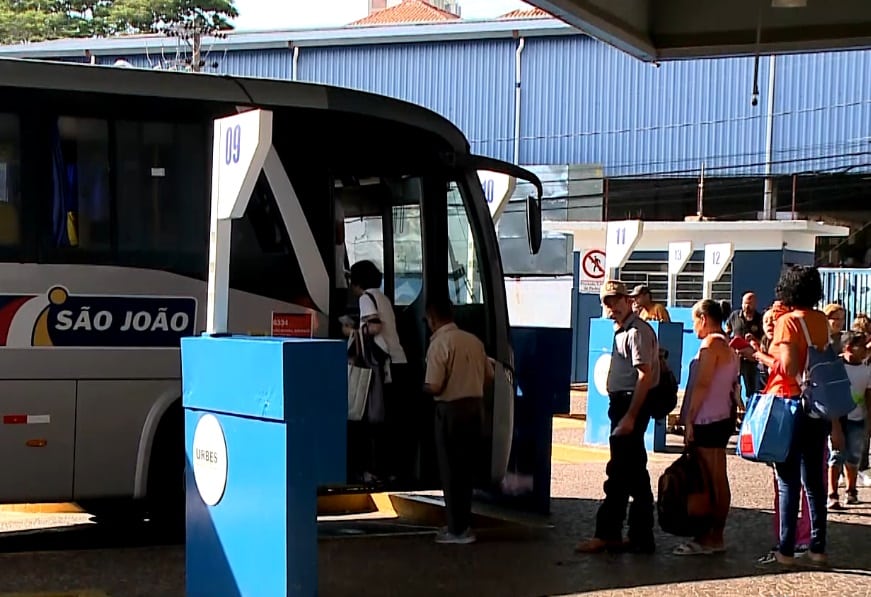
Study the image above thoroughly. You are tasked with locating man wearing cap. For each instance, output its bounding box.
[576,280,660,555]
[629,285,671,323]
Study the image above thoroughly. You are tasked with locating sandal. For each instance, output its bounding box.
[673,541,714,556]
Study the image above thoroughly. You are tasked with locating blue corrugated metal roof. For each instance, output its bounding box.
[520,36,772,176]
[3,27,869,178]
[298,40,516,162]
[772,51,871,175]
[0,18,576,58]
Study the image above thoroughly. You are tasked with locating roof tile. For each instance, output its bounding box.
[499,7,551,20]
[350,0,460,26]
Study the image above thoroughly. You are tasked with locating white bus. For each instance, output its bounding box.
[0,58,542,529]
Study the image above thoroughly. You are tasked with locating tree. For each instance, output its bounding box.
[108,0,238,71]
[0,1,237,69]
[0,1,113,43]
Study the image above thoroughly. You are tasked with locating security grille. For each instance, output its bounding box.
[620,256,733,308]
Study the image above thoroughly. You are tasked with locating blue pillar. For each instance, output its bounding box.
[182,336,346,597]
[584,319,683,452]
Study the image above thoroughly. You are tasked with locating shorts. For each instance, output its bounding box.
[829,418,866,467]
[692,417,736,449]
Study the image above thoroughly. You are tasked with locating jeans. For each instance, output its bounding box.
[829,418,867,468]
[594,392,655,545]
[774,410,830,557]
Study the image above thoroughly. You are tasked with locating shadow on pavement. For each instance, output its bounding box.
[317,496,871,597]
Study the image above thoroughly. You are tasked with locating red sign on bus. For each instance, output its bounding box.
[271,313,313,338]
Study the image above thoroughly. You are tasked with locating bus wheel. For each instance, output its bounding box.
[146,400,185,540]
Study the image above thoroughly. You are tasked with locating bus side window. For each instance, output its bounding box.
[446,181,488,346]
[446,182,483,306]
[0,113,21,250]
[51,117,111,251]
[114,120,207,276]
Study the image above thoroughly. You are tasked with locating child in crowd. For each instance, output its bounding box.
[828,331,871,509]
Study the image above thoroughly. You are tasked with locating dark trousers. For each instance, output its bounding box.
[774,413,830,557]
[594,392,655,545]
[435,397,484,535]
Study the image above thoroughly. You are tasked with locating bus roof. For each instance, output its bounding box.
[0,57,470,153]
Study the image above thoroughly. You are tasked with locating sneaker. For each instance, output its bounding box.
[828,497,843,510]
[859,471,871,487]
[757,550,796,567]
[435,528,476,545]
[846,493,860,505]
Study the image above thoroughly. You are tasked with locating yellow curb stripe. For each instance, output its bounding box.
[551,443,611,463]
[552,417,586,430]
[0,503,85,514]
[370,493,398,517]
[0,592,109,597]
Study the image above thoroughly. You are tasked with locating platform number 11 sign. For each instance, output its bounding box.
[605,220,643,271]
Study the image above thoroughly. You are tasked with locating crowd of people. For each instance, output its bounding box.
[575,266,870,566]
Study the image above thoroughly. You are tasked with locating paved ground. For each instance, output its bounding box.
[2,420,871,597]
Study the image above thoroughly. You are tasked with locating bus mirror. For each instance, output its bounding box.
[526,194,542,255]
[453,153,545,256]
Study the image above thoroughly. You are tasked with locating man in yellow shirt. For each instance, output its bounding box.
[629,285,671,322]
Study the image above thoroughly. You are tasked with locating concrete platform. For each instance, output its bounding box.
[3,421,870,596]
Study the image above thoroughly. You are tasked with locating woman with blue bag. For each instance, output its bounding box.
[743,266,831,567]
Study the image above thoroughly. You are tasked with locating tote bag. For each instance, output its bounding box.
[736,392,800,463]
[347,364,372,421]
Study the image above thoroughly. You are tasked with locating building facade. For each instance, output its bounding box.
[0,15,866,260]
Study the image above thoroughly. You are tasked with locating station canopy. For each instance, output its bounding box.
[528,0,871,60]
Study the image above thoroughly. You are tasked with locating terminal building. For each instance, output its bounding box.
[1,1,864,310]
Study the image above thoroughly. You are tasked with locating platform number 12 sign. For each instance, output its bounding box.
[704,242,734,282]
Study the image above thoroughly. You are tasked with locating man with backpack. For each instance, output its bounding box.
[576,280,660,555]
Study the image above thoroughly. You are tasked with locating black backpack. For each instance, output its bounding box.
[647,350,678,420]
[657,450,712,537]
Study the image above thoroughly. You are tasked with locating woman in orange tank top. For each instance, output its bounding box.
[745,266,830,567]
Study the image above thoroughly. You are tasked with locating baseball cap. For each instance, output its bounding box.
[629,284,650,297]
[599,280,629,300]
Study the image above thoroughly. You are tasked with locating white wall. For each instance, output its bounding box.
[504,277,573,328]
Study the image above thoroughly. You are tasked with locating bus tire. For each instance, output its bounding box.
[146,400,185,540]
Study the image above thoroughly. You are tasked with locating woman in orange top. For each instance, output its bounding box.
[745,266,830,566]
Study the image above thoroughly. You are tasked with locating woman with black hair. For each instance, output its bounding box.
[743,265,830,567]
[349,260,409,484]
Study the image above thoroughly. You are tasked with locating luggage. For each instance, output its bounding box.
[797,317,855,420]
[648,351,679,420]
[736,393,800,463]
[657,449,712,537]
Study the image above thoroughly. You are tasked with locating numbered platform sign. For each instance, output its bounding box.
[668,241,693,275]
[207,109,273,335]
[605,220,643,271]
[704,242,734,282]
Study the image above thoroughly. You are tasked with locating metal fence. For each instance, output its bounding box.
[819,268,871,323]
